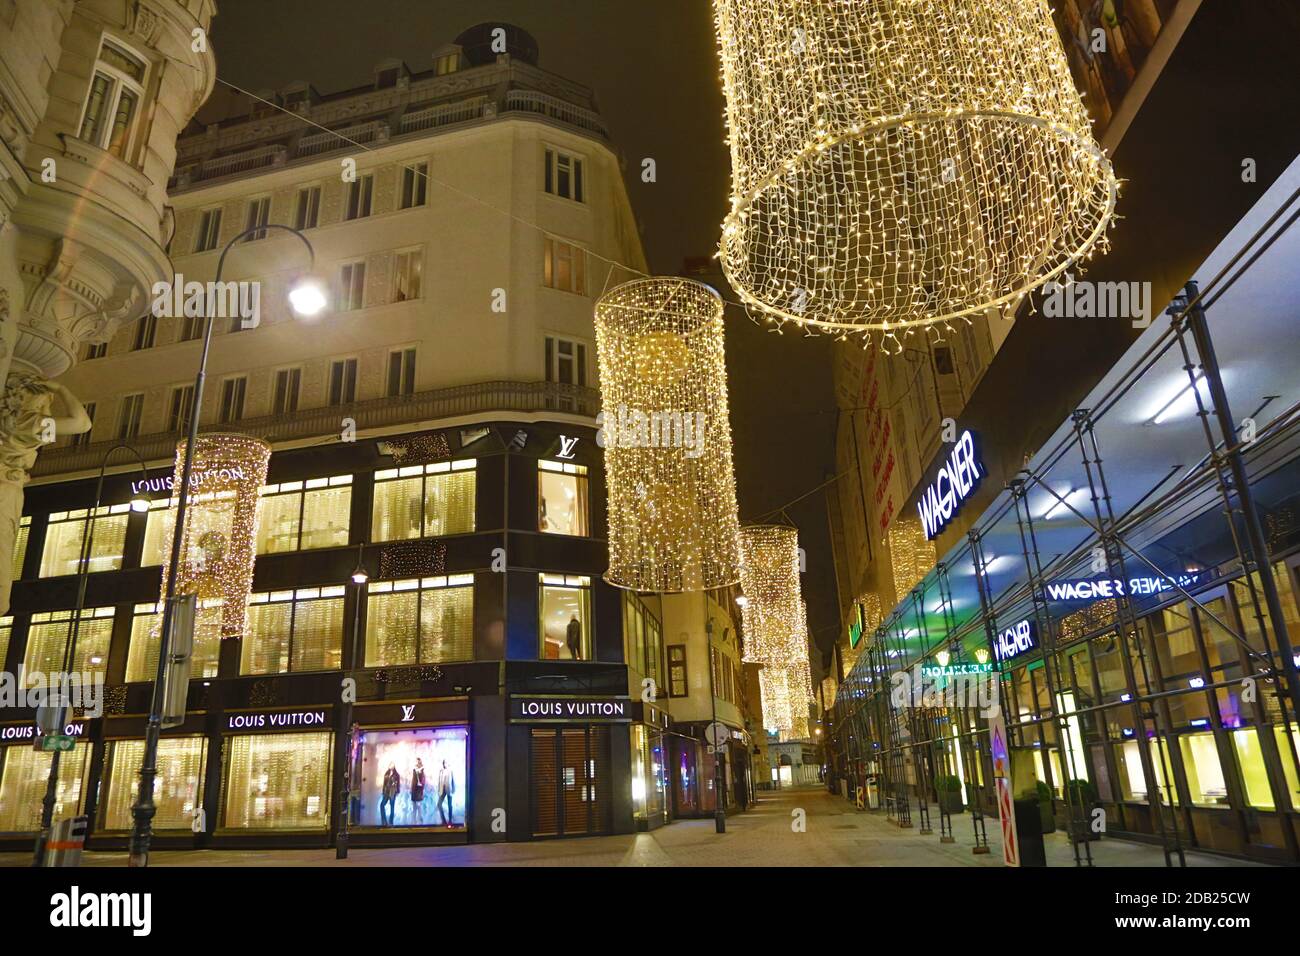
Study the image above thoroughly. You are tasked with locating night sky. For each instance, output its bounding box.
[202,1,842,675]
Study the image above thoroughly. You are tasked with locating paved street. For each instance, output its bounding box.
[0,786,1265,867]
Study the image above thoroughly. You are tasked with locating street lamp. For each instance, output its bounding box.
[33,443,150,866]
[129,223,323,867]
[337,543,368,860]
[704,614,727,834]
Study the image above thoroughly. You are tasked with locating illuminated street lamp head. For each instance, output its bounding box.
[288,276,329,318]
[735,595,748,607]
[129,493,150,513]
[351,564,369,585]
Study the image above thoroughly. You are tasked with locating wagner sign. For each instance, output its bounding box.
[509,696,632,722]
[1043,573,1202,602]
[917,430,983,540]
[993,619,1039,665]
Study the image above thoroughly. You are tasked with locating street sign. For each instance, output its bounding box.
[988,713,1020,867]
[37,735,76,753]
[705,722,729,748]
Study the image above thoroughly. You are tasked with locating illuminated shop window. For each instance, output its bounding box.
[1178,731,1228,807]
[0,616,10,668]
[1118,738,1180,806]
[365,575,474,666]
[538,460,589,536]
[257,475,352,554]
[141,499,174,567]
[629,724,665,824]
[40,506,130,577]
[125,601,222,683]
[371,459,475,541]
[24,608,114,679]
[221,731,332,830]
[1231,728,1275,809]
[243,587,345,675]
[0,742,91,832]
[101,737,207,830]
[12,516,30,580]
[350,726,468,828]
[539,574,592,661]
[1274,725,1300,802]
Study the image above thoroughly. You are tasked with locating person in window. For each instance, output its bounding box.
[436,758,456,827]
[566,614,582,660]
[538,494,549,532]
[381,762,401,826]
[410,757,426,824]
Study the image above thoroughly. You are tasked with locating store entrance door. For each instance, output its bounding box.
[530,726,612,837]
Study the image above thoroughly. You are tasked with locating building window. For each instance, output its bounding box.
[133,314,157,350]
[101,738,206,831]
[125,600,222,682]
[218,376,246,424]
[434,52,459,75]
[668,645,688,697]
[1177,731,1228,808]
[195,207,222,253]
[0,742,91,832]
[140,501,175,567]
[117,393,144,439]
[243,586,345,674]
[350,726,468,828]
[544,148,585,202]
[392,249,422,302]
[77,39,147,159]
[0,615,11,669]
[539,574,592,661]
[24,607,115,678]
[386,347,416,397]
[294,185,320,230]
[40,506,129,577]
[221,732,333,830]
[168,385,193,433]
[538,460,589,536]
[339,262,366,311]
[243,196,270,241]
[400,162,428,209]
[365,575,474,666]
[273,368,301,415]
[257,474,352,554]
[11,516,30,581]
[623,595,663,688]
[545,335,587,388]
[371,459,476,541]
[345,173,374,220]
[181,315,204,341]
[328,357,358,405]
[543,238,586,294]
[84,342,108,360]
[71,403,94,447]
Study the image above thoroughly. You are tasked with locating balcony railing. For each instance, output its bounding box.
[503,90,608,137]
[400,97,489,134]
[175,144,288,185]
[296,119,389,157]
[33,380,599,477]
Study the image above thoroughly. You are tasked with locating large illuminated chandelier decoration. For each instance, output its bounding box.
[595,277,742,593]
[739,525,814,739]
[714,0,1119,350]
[154,434,271,642]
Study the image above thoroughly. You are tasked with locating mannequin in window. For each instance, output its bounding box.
[410,757,426,824]
[380,761,400,826]
[436,758,455,827]
[566,614,582,660]
[538,493,549,532]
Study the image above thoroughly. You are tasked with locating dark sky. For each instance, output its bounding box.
[204,0,840,673]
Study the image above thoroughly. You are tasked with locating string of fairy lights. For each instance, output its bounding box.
[713,0,1120,351]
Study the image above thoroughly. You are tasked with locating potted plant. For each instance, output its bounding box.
[1036,780,1056,834]
[1066,778,1102,841]
[934,774,964,814]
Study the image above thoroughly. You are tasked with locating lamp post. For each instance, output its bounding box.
[705,613,726,834]
[31,444,150,866]
[336,544,368,860]
[129,223,326,867]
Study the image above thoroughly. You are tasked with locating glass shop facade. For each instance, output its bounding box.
[0,421,682,849]
[831,276,1300,863]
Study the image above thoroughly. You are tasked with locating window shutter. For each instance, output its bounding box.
[365,251,392,307]
[373,165,398,214]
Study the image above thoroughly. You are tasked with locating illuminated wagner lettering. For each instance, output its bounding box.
[917,430,983,540]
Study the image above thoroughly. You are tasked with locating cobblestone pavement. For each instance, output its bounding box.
[0,785,1266,867]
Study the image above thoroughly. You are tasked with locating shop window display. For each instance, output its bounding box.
[0,742,91,832]
[126,601,222,682]
[243,587,344,674]
[372,460,475,541]
[351,726,468,828]
[537,460,589,536]
[222,731,332,829]
[1178,731,1228,807]
[257,476,352,554]
[101,737,207,830]
[539,574,592,660]
[1231,728,1276,809]
[365,576,473,666]
[39,507,129,577]
[24,608,114,678]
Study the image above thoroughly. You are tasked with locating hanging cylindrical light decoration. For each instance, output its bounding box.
[738,524,801,665]
[596,277,742,593]
[714,0,1119,347]
[155,434,271,641]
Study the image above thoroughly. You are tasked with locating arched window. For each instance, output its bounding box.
[78,37,148,160]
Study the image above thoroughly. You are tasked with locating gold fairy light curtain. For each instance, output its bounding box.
[714,0,1119,349]
[155,434,271,641]
[595,277,742,592]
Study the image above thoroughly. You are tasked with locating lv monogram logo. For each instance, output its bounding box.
[557,435,579,459]
[401,704,415,722]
